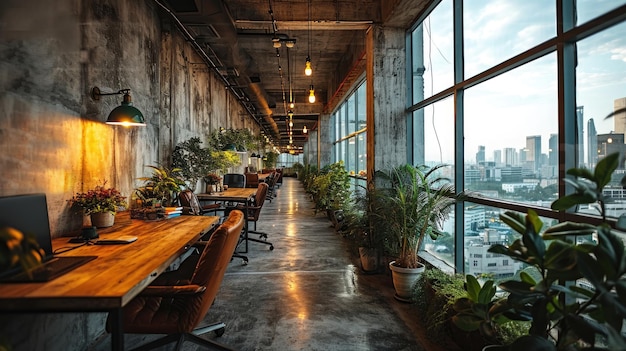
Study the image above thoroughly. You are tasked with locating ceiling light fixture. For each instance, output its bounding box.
[91,87,145,126]
[308,85,316,103]
[304,0,312,76]
[303,125,308,134]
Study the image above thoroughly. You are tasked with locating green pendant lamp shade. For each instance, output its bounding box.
[106,92,145,126]
[91,87,146,127]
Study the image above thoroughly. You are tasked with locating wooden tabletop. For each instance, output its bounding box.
[197,187,257,202]
[0,212,219,312]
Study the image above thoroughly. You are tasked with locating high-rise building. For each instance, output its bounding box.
[526,135,542,174]
[577,106,584,168]
[587,118,598,167]
[504,147,517,166]
[549,133,557,166]
[476,145,485,164]
[597,132,626,168]
[613,97,626,135]
[493,150,502,166]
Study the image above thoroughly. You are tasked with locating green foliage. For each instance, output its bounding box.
[134,164,186,207]
[68,180,127,215]
[484,152,626,350]
[0,226,44,278]
[263,151,279,169]
[207,128,256,151]
[171,137,240,191]
[414,268,467,346]
[309,161,351,214]
[373,164,464,269]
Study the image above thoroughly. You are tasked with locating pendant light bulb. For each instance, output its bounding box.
[303,125,308,134]
[308,85,316,103]
[304,57,312,76]
[289,101,295,109]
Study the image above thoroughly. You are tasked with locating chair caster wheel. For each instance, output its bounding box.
[269,245,274,250]
[214,327,225,337]
[242,259,248,265]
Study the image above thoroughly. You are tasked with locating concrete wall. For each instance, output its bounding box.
[0,0,260,350]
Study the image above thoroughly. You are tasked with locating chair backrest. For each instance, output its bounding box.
[189,209,244,328]
[249,182,269,221]
[223,173,246,188]
[245,173,259,188]
[178,189,201,215]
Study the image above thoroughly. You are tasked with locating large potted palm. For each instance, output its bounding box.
[374,164,462,301]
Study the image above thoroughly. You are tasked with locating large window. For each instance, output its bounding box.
[332,81,367,187]
[408,0,626,273]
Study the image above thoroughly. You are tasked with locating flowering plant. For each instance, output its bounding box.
[204,173,222,185]
[69,181,127,215]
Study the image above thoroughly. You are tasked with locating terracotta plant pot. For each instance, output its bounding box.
[90,212,115,228]
[359,247,380,273]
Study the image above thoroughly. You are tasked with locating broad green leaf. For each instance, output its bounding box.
[566,167,595,181]
[477,280,496,304]
[594,152,620,188]
[551,193,597,211]
[542,221,596,238]
[500,211,527,235]
[543,240,577,271]
[465,274,481,302]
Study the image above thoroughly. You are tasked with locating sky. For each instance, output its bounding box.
[418,0,626,164]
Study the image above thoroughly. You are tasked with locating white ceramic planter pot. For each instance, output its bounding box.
[90,212,115,228]
[389,260,425,302]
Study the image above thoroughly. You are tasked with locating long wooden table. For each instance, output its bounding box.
[197,187,257,253]
[0,211,219,351]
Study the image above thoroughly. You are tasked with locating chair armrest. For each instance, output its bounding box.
[139,284,206,296]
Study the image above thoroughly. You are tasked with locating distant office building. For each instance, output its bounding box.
[526,135,541,174]
[613,97,626,136]
[577,106,584,168]
[465,228,523,279]
[549,133,557,166]
[503,148,517,166]
[597,132,626,168]
[587,118,598,167]
[493,150,502,166]
[500,166,523,182]
[476,145,485,164]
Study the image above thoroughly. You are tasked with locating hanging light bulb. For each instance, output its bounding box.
[289,101,295,109]
[289,120,293,127]
[303,125,308,134]
[308,85,316,103]
[304,56,312,76]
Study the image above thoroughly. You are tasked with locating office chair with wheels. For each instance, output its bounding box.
[245,173,259,188]
[226,182,274,250]
[106,210,245,351]
[179,189,223,217]
[179,189,247,264]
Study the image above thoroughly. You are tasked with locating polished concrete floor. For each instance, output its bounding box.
[194,177,442,351]
[111,177,450,351]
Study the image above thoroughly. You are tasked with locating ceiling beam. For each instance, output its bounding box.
[235,20,373,31]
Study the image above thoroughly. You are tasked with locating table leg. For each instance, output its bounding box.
[109,308,124,351]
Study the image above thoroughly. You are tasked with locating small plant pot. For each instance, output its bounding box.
[90,212,115,228]
[389,261,425,302]
[359,247,380,273]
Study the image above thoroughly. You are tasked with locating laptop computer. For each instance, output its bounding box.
[0,193,97,283]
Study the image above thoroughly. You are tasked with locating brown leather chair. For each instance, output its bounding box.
[178,189,223,216]
[226,182,274,250]
[106,210,245,351]
[244,173,259,188]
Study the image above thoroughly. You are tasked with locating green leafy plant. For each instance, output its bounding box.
[0,226,44,279]
[484,152,626,350]
[68,181,127,215]
[208,128,256,151]
[309,161,351,214]
[262,151,279,169]
[134,165,185,207]
[373,164,463,269]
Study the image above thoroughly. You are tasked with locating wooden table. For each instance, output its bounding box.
[197,187,257,253]
[0,212,219,351]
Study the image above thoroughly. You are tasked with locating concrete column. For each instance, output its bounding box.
[366,25,408,176]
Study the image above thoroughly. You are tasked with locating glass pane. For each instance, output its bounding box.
[347,136,356,176]
[412,0,453,103]
[419,96,455,182]
[464,1,556,79]
[577,0,626,25]
[347,94,356,134]
[576,21,626,218]
[357,83,366,130]
[357,131,366,177]
[464,54,558,207]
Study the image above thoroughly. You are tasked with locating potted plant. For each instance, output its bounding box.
[68,181,127,228]
[204,173,222,194]
[134,164,186,208]
[171,137,213,192]
[208,128,256,152]
[373,164,463,301]
[480,152,626,350]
